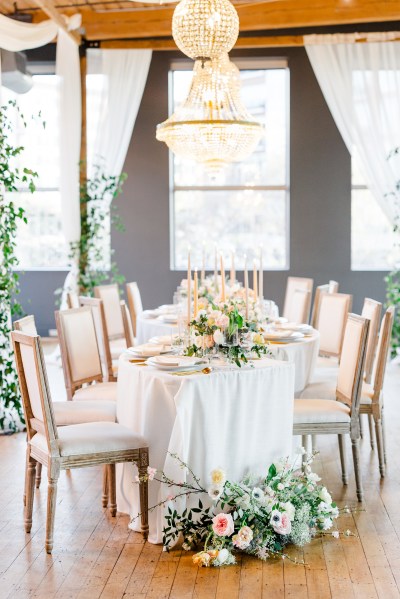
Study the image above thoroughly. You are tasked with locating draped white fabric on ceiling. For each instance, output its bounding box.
[304,32,400,224]
[87,48,152,178]
[0,15,58,51]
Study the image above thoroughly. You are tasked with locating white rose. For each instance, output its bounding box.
[213,329,224,345]
[308,472,321,483]
[281,501,296,521]
[208,484,223,501]
[319,487,332,504]
[215,548,230,565]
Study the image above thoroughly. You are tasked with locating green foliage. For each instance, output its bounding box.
[0,101,37,431]
[385,146,400,358]
[70,164,127,296]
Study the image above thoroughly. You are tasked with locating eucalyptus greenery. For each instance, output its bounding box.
[385,146,400,358]
[0,100,37,431]
[69,164,127,297]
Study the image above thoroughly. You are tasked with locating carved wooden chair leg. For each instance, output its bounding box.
[138,449,149,541]
[46,469,60,554]
[374,417,385,478]
[338,435,348,484]
[102,465,109,508]
[25,456,36,533]
[108,464,117,517]
[35,462,43,489]
[23,444,30,506]
[358,414,364,439]
[351,437,364,502]
[368,414,375,450]
[381,409,387,464]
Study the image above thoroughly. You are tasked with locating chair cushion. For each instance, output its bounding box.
[294,399,350,424]
[53,400,116,426]
[30,422,147,457]
[110,338,127,360]
[73,382,117,402]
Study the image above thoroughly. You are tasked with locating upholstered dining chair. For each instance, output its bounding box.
[56,307,117,402]
[310,281,340,329]
[316,292,353,362]
[294,313,370,501]
[284,288,312,324]
[121,300,135,349]
[94,284,129,359]
[12,330,149,553]
[126,282,143,338]
[79,296,116,382]
[328,280,339,293]
[66,292,80,309]
[361,298,382,385]
[14,315,117,505]
[283,277,313,322]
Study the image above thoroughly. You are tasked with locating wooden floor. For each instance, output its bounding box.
[1,362,400,599]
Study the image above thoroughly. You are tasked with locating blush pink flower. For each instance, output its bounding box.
[147,467,157,480]
[270,510,292,535]
[212,513,235,537]
[215,314,229,328]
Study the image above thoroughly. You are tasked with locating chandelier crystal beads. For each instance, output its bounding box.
[172,0,239,60]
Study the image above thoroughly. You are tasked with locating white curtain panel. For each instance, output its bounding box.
[87,48,152,177]
[305,32,400,224]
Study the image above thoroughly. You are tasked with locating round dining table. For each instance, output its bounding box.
[116,354,295,544]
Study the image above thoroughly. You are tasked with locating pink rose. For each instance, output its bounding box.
[270,510,291,535]
[232,525,253,549]
[147,467,157,481]
[203,334,215,349]
[212,513,235,537]
[215,314,229,328]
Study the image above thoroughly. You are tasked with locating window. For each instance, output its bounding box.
[170,59,290,270]
[351,154,397,271]
[4,72,108,270]
[3,75,67,269]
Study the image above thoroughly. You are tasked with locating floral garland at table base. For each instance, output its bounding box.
[133,451,357,567]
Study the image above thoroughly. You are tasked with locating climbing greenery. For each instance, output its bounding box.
[0,100,37,431]
[69,164,127,297]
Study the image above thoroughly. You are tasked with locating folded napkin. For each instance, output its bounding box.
[276,323,313,333]
[142,310,158,319]
[149,335,177,345]
[150,355,201,367]
[264,330,292,339]
[128,344,164,357]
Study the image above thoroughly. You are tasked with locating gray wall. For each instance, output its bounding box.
[18,48,387,335]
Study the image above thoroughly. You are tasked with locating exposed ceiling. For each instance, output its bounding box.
[1,0,399,46]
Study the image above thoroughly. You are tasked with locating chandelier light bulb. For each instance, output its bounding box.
[172,0,239,60]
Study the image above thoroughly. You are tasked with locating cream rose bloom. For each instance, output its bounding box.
[211,468,226,486]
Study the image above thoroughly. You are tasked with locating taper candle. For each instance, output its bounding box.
[220,253,226,302]
[253,259,258,298]
[244,255,249,320]
[193,268,198,318]
[214,244,218,293]
[187,247,191,323]
[230,250,235,285]
[259,246,263,304]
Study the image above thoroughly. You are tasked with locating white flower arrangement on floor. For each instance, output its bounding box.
[133,451,357,567]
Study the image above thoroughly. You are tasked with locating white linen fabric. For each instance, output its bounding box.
[304,33,400,224]
[87,49,152,177]
[136,313,319,394]
[0,15,57,51]
[116,354,295,544]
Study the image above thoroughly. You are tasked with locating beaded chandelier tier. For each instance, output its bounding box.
[156,54,263,172]
[172,0,239,60]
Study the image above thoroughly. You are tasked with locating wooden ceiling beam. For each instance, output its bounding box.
[99,34,305,50]
[31,0,81,43]
[29,0,400,42]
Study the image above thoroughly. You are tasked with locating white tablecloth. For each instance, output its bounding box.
[136,314,178,345]
[136,312,319,394]
[116,354,295,543]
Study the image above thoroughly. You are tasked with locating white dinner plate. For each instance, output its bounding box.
[147,355,205,371]
[264,331,305,343]
[127,344,171,358]
[141,310,159,319]
[149,335,178,345]
[275,323,313,334]
[158,314,179,324]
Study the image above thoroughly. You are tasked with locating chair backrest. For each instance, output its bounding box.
[67,292,80,309]
[126,282,143,337]
[283,277,313,322]
[336,314,369,416]
[94,284,125,340]
[55,307,103,400]
[361,298,382,384]
[79,296,113,381]
[285,288,311,324]
[14,315,37,335]
[12,331,59,454]
[328,280,339,293]
[121,300,134,348]
[317,292,353,357]
[310,284,329,329]
[371,306,395,401]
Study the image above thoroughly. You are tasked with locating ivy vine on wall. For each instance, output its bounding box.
[0,101,37,431]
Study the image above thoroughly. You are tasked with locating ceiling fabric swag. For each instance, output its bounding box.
[304,33,400,225]
[0,14,58,51]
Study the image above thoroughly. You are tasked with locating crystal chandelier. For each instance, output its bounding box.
[156,54,263,172]
[172,0,239,60]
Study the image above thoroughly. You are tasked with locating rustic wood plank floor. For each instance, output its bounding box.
[1,360,400,599]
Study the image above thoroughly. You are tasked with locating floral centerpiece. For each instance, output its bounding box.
[133,452,355,567]
[186,300,271,367]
